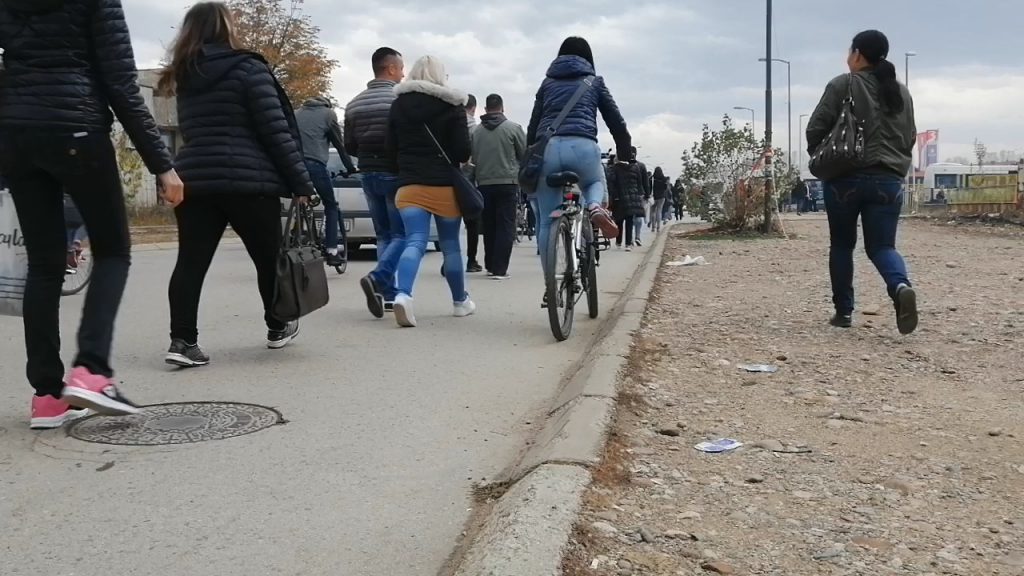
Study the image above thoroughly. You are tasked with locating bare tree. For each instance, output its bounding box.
[974,138,988,168]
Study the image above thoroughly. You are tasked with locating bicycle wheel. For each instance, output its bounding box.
[335,208,348,274]
[582,226,599,319]
[545,215,575,341]
[61,242,92,296]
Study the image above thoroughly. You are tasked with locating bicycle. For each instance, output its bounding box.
[309,195,348,275]
[543,171,608,341]
[515,196,534,244]
[62,225,92,296]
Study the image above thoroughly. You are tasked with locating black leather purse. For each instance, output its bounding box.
[271,199,329,321]
[809,74,866,181]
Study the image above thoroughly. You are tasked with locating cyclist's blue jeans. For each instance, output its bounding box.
[396,205,465,302]
[361,172,404,300]
[305,160,340,250]
[534,136,607,275]
[824,174,911,314]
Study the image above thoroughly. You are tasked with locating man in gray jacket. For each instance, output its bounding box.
[345,47,405,318]
[471,94,526,279]
[295,96,356,267]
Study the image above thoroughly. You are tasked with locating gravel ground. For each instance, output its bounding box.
[563,216,1024,576]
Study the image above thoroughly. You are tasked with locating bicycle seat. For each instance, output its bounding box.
[546,171,579,187]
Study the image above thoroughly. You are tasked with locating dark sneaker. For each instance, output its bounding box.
[325,252,345,268]
[384,301,395,313]
[165,339,210,368]
[466,261,483,273]
[359,274,385,318]
[894,284,919,335]
[830,313,853,328]
[589,207,618,238]
[267,321,299,349]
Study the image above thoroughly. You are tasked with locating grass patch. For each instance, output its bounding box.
[128,205,176,228]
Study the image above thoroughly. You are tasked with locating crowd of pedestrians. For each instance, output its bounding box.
[0,0,918,431]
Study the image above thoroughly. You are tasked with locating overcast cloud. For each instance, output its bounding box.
[124,0,1024,175]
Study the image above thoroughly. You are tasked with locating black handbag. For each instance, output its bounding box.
[424,124,484,220]
[809,74,866,181]
[518,76,594,194]
[271,199,329,322]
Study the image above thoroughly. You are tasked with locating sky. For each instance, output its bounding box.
[124,0,1024,177]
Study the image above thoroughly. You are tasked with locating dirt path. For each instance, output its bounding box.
[563,217,1024,576]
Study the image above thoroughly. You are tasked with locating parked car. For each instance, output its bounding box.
[283,151,438,256]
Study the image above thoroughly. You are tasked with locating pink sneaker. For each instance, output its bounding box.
[30,395,90,430]
[61,366,141,416]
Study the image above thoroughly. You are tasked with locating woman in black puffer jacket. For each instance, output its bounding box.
[607,147,647,250]
[158,2,314,365]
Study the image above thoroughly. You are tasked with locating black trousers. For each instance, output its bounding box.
[169,194,285,343]
[465,216,480,262]
[0,131,131,397]
[615,215,634,246]
[480,184,518,275]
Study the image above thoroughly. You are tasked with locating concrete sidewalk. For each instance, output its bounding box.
[0,233,659,576]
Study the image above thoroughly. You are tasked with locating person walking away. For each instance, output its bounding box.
[160,2,313,367]
[470,94,526,279]
[806,29,918,334]
[791,179,808,215]
[607,150,647,251]
[0,0,184,427]
[387,55,474,327]
[673,179,686,220]
[462,94,483,273]
[632,153,651,245]
[527,36,629,297]
[295,96,356,267]
[650,166,669,233]
[346,47,405,318]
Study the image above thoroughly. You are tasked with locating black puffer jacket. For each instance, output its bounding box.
[608,162,647,219]
[652,167,670,200]
[345,79,398,173]
[387,80,470,188]
[0,0,172,175]
[174,44,313,198]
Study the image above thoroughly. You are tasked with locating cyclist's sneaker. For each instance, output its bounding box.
[454,296,476,318]
[359,275,385,318]
[267,321,300,349]
[466,260,483,273]
[325,252,345,268]
[394,294,417,327]
[62,366,141,416]
[30,394,90,430]
[165,339,210,367]
[589,206,619,239]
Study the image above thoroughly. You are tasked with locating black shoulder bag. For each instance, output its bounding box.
[424,124,484,220]
[271,199,329,322]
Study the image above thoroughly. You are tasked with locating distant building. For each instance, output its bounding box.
[114,69,180,207]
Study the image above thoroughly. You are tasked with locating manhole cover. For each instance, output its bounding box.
[67,402,283,446]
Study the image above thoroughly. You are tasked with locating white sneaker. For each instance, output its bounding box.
[454,297,476,318]
[394,294,417,328]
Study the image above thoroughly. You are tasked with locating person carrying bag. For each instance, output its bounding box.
[272,198,330,321]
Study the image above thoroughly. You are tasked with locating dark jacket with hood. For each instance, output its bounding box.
[469,112,526,186]
[607,161,647,219]
[345,79,398,173]
[806,71,916,179]
[652,167,670,200]
[295,96,356,172]
[527,55,631,159]
[387,80,471,188]
[174,44,313,199]
[0,0,172,175]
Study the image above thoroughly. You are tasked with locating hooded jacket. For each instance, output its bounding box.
[345,79,398,173]
[174,44,313,198]
[0,0,172,175]
[652,167,670,200]
[470,113,527,186]
[607,161,648,219]
[387,80,471,188]
[295,96,356,172]
[527,55,631,159]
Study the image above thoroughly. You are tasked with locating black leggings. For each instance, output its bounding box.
[168,194,285,343]
[615,216,634,246]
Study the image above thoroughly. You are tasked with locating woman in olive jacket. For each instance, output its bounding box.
[158,2,314,365]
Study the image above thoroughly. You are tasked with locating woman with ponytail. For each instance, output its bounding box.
[806,29,919,335]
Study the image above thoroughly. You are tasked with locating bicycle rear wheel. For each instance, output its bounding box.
[61,242,92,296]
[545,215,575,341]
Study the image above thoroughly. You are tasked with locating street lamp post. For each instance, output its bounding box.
[733,106,755,138]
[760,57,791,176]
[798,113,810,179]
[762,0,774,232]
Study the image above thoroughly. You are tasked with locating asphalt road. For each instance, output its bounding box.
[0,231,660,576]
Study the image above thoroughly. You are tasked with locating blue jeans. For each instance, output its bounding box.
[305,160,340,250]
[361,172,404,300]
[824,175,911,314]
[534,136,607,274]
[634,215,644,241]
[396,206,465,302]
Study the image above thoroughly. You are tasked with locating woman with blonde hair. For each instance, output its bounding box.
[158,1,313,365]
[386,56,474,327]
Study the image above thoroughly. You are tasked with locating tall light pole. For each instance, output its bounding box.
[733,106,755,138]
[762,0,774,233]
[760,57,791,176]
[905,51,917,190]
[798,113,809,179]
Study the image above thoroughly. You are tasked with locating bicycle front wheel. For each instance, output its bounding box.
[583,226,599,319]
[61,243,93,296]
[545,215,575,341]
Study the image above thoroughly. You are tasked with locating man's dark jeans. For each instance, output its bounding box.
[480,184,518,275]
[361,172,403,301]
[0,131,131,398]
[305,159,341,250]
[824,174,911,315]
